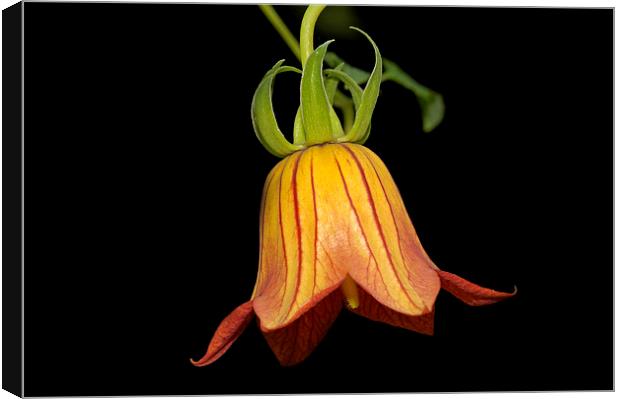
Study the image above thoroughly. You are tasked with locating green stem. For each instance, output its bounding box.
[258,5,301,61]
[300,5,326,68]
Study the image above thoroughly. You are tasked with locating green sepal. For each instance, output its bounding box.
[300,40,344,145]
[325,68,372,144]
[294,64,345,146]
[251,60,304,158]
[324,64,348,137]
[292,106,305,145]
[325,52,371,85]
[337,27,382,144]
[383,58,445,133]
[333,91,355,133]
[324,52,445,133]
[324,63,344,105]
[324,68,363,109]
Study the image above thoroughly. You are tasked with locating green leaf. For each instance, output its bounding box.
[251,60,304,157]
[383,58,445,133]
[301,40,344,145]
[324,52,371,85]
[338,27,382,144]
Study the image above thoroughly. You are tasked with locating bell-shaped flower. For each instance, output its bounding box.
[192,23,514,367]
[192,143,514,366]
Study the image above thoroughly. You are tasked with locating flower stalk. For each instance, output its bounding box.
[300,5,327,67]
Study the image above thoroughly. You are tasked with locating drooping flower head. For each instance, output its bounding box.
[192,6,515,367]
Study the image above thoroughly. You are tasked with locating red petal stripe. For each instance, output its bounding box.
[190,301,254,366]
[277,155,292,308]
[351,287,434,335]
[333,156,390,301]
[437,270,517,306]
[310,156,319,298]
[343,145,424,312]
[283,151,304,320]
[263,289,343,366]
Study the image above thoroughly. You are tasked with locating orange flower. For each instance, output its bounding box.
[192,9,514,366]
[191,143,515,366]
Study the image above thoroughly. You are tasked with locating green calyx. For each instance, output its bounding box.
[255,5,446,158]
[251,27,383,157]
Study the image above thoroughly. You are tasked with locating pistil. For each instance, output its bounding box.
[340,275,360,309]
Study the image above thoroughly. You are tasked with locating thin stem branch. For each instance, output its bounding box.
[258,5,301,62]
[299,5,326,68]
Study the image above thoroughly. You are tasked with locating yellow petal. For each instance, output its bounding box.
[252,149,348,331]
[252,143,440,330]
[332,143,440,316]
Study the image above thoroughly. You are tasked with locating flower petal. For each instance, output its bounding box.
[334,143,441,316]
[437,270,517,306]
[350,286,434,335]
[252,149,348,331]
[262,289,343,366]
[190,301,254,366]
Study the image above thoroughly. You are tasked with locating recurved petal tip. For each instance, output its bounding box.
[437,270,516,306]
[191,301,255,367]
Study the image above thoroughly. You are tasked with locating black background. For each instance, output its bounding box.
[23,3,612,396]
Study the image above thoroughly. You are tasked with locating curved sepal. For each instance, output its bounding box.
[300,40,344,145]
[324,68,372,144]
[251,60,304,158]
[325,52,370,84]
[324,68,363,109]
[338,27,382,144]
[292,106,305,145]
[324,63,344,105]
